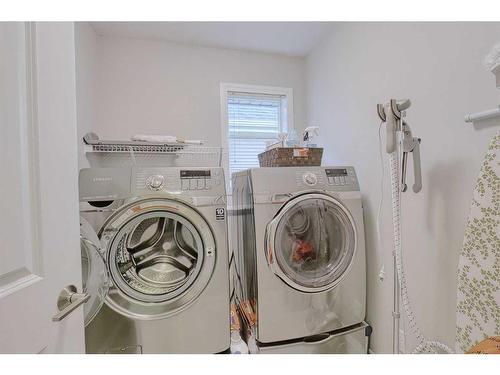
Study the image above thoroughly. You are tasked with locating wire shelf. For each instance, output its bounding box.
[86,144,186,153]
[83,133,223,168]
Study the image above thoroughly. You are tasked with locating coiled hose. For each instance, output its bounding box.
[388,150,454,354]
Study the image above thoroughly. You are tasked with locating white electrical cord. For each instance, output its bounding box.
[376,122,385,244]
[388,147,454,354]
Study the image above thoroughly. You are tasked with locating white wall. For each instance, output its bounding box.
[306,22,500,353]
[81,29,306,147]
[75,22,98,169]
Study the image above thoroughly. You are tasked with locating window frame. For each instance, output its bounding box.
[219,82,294,189]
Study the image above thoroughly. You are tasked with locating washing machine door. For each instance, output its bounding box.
[98,197,216,320]
[80,217,110,326]
[266,193,356,293]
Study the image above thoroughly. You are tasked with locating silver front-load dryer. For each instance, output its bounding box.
[232,167,366,344]
[79,166,230,353]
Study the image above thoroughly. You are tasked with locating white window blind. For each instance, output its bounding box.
[228,92,286,176]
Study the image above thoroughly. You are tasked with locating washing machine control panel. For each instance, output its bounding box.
[179,169,221,191]
[134,168,224,194]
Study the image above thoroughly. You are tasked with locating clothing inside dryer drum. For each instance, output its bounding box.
[109,212,203,300]
[275,198,355,288]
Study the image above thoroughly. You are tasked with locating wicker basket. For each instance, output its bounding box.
[258,147,323,167]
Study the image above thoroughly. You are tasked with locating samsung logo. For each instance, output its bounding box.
[92,177,112,183]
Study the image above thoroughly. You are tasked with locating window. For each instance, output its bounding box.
[220,84,293,180]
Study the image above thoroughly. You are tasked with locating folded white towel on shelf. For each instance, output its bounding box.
[131,134,203,145]
[131,134,177,143]
[183,139,203,145]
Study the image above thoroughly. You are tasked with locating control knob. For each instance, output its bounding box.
[147,175,165,190]
[303,172,318,186]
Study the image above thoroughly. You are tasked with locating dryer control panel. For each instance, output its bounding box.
[289,166,358,191]
[325,168,357,186]
[323,167,358,190]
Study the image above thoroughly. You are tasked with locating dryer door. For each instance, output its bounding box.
[98,197,216,320]
[80,217,110,326]
[266,193,356,293]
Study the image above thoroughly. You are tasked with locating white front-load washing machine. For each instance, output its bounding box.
[232,166,366,348]
[79,166,230,353]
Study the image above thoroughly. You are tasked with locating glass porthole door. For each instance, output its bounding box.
[265,193,356,293]
[81,198,216,321]
[98,198,216,320]
[80,217,110,327]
